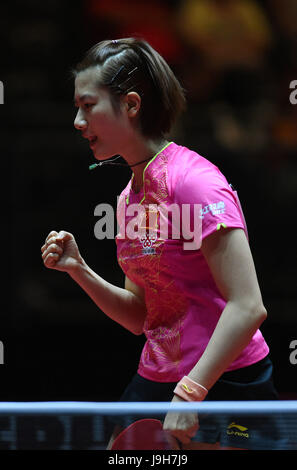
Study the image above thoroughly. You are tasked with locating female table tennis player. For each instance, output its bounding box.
[41,38,281,450]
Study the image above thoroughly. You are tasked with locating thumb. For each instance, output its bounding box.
[56,230,73,242]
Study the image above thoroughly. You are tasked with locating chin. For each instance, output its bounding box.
[94,149,119,161]
[93,150,109,161]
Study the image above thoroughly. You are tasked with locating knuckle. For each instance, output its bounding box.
[51,243,59,251]
[45,237,53,247]
[48,238,58,248]
[46,230,57,241]
[45,257,51,265]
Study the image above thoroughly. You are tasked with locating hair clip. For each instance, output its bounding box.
[128,67,138,76]
[116,67,139,90]
[109,65,125,85]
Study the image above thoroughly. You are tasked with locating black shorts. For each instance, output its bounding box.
[107,355,290,449]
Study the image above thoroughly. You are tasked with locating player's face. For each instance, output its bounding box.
[74,67,133,160]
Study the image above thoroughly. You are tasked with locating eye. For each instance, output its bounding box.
[84,103,94,110]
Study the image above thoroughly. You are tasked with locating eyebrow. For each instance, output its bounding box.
[74,93,97,105]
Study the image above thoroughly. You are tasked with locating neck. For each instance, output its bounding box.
[123,137,169,192]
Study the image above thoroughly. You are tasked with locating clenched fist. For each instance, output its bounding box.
[41,230,83,273]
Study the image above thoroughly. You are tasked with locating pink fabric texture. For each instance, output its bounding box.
[116,142,269,382]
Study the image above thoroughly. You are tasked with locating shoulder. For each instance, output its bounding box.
[167,143,230,202]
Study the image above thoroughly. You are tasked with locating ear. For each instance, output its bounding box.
[123,91,141,118]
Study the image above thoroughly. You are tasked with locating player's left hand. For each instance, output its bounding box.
[163,395,199,444]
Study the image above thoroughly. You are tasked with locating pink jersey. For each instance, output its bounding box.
[116,142,269,382]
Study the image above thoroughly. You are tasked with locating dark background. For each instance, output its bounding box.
[1,0,296,403]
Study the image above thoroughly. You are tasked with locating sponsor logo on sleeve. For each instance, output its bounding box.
[200,201,225,219]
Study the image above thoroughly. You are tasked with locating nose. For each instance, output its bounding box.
[74,108,87,130]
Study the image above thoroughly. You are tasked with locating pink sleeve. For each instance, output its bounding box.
[173,165,248,241]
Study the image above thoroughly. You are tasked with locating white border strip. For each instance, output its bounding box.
[0,401,296,415]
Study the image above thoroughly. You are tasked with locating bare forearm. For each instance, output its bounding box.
[69,259,146,335]
[187,301,267,390]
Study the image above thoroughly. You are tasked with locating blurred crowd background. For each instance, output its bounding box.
[1,0,296,402]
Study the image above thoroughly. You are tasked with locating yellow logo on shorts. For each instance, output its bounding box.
[228,422,248,431]
[227,422,249,438]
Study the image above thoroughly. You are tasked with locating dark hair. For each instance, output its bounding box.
[72,38,186,139]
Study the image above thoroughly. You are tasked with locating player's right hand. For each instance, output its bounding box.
[41,230,83,273]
